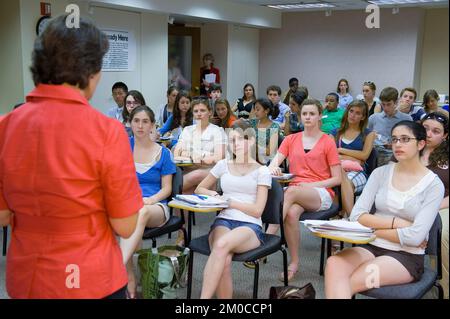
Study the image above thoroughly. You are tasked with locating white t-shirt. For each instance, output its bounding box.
[210,159,272,226]
[178,123,227,158]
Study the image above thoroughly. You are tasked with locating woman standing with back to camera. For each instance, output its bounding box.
[0,15,142,298]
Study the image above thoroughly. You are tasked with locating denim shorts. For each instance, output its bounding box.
[210,218,265,244]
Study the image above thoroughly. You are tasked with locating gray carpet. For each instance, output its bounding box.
[0,216,439,299]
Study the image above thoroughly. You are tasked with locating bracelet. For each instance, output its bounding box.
[391,217,395,229]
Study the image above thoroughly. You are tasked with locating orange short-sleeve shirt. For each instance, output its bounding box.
[278,132,340,197]
[0,84,143,298]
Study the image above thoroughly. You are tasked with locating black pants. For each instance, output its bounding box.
[103,285,127,299]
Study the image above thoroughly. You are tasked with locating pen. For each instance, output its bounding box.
[194,194,208,200]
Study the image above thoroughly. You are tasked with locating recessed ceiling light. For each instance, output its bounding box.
[267,3,336,10]
[368,0,446,5]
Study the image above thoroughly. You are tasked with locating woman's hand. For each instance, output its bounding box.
[143,197,156,205]
[270,166,283,176]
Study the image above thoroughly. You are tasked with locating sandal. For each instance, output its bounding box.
[279,267,298,282]
[243,257,268,269]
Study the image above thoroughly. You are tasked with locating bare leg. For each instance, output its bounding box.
[120,204,166,264]
[215,254,233,299]
[325,247,375,299]
[200,226,261,299]
[340,169,356,217]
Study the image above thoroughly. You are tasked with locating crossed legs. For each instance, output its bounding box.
[325,247,414,299]
[200,226,261,299]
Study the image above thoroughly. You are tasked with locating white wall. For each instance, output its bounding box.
[226,24,260,104]
[19,0,69,97]
[259,8,427,101]
[88,6,142,113]
[419,8,449,98]
[81,0,281,28]
[0,1,23,114]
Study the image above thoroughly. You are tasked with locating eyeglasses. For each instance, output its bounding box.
[423,112,448,125]
[391,137,417,144]
[126,101,139,106]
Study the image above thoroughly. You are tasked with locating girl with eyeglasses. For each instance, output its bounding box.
[325,121,445,299]
[194,120,271,298]
[122,90,146,136]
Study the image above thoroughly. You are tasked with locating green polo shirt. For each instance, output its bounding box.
[321,108,345,134]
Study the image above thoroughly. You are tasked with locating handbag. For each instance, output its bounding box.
[269,282,316,299]
[137,245,190,299]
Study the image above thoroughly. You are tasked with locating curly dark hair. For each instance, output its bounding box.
[424,112,449,168]
[171,90,193,131]
[30,15,109,90]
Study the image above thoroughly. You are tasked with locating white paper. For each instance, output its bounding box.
[272,173,294,180]
[301,220,373,233]
[205,73,216,84]
[102,30,136,72]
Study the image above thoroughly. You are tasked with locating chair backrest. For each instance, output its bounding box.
[261,179,284,225]
[365,148,378,176]
[426,213,442,258]
[172,166,183,198]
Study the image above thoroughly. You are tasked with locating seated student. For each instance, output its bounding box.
[211,98,237,129]
[325,121,445,299]
[209,83,223,114]
[423,89,449,115]
[158,90,193,149]
[249,98,281,165]
[119,105,176,299]
[321,93,345,134]
[194,120,271,299]
[173,99,227,244]
[157,86,179,128]
[337,78,354,110]
[284,90,307,136]
[267,85,290,130]
[232,83,256,119]
[356,81,381,116]
[368,87,412,167]
[107,82,128,122]
[122,90,146,137]
[331,100,376,216]
[282,77,299,105]
[267,99,342,282]
[420,112,449,298]
[397,87,426,122]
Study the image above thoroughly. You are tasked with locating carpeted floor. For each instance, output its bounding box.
[0,214,439,299]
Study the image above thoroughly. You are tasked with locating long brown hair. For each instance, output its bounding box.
[170,90,193,131]
[336,100,369,142]
[214,98,234,128]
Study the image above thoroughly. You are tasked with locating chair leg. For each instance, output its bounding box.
[152,239,157,248]
[187,250,194,299]
[2,226,7,257]
[340,241,344,251]
[281,247,288,286]
[182,228,189,247]
[326,239,332,258]
[253,261,260,299]
[192,213,196,226]
[435,282,444,299]
[319,238,325,276]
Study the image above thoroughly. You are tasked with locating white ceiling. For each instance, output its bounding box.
[226,0,449,11]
